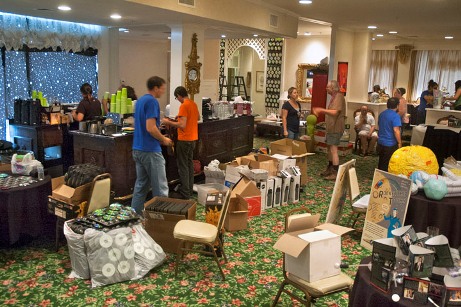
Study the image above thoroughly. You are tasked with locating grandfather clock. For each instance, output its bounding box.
[184,33,202,100]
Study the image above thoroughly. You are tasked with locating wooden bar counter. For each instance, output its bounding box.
[70,116,254,196]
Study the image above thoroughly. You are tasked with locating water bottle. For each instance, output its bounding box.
[37,166,45,181]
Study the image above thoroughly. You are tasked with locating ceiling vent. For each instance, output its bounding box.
[270,14,279,28]
[178,0,195,7]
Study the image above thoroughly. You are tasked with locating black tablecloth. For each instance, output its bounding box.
[422,125,461,173]
[0,175,52,245]
[349,257,418,307]
[405,192,461,248]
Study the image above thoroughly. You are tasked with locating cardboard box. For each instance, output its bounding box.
[224,195,248,232]
[256,180,267,211]
[48,196,86,220]
[224,163,249,188]
[144,197,196,254]
[271,154,297,171]
[51,176,92,205]
[270,139,313,186]
[280,172,291,206]
[231,177,262,217]
[238,154,278,176]
[265,178,275,210]
[204,166,226,185]
[272,176,282,208]
[273,214,354,282]
[196,183,229,205]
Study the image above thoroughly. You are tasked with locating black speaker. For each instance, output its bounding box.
[29,99,41,126]
[14,99,22,124]
[21,100,30,125]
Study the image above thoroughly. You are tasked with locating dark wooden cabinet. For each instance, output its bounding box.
[70,131,136,197]
[9,123,73,176]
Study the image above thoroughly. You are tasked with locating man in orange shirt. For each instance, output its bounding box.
[162,86,199,199]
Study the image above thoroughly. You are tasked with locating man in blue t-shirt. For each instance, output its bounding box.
[377,98,402,171]
[131,76,173,214]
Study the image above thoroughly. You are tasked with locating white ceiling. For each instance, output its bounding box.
[1,0,459,41]
[266,0,461,41]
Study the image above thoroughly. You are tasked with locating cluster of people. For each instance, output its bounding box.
[71,77,199,215]
[418,79,461,124]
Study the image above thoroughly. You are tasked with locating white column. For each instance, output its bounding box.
[168,24,206,116]
[350,32,372,101]
[98,27,119,97]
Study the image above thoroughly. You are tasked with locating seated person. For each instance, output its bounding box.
[355,106,378,156]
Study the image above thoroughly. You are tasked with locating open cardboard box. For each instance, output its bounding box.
[270,139,314,186]
[224,162,249,188]
[238,154,278,176]
[51,176,92,205]
[274,213,354,283]
[224,194,248,232]
[231,176,261,217]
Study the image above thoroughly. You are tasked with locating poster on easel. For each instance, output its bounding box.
[325,159,359,224]
[360,169,412,251]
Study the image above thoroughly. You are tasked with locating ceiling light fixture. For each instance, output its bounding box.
[368,25,377,29]
[119,28,128,32]
[299,0,313,4]
[221,34,226,38]
[57,5,71,11]
[376,34,384,37]
[110,14,122,19]
[445,36,454,39]
[389,31,398,34]
[304,32,311,36]
[168,36,171,40]
[253,34,258,37]
[372,38,376,41]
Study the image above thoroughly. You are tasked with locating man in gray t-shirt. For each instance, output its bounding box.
[355,106,378,156]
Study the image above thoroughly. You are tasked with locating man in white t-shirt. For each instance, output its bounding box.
[355,105,378,156]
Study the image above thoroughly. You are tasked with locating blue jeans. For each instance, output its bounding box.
[287,130,299,140]
[131,150,169,214]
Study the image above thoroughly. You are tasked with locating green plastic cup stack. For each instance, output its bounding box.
[110,94,116,113]
[126,98,132,113]
[32,90,37,100]
[121,87,128,114]
[116,90,122,114]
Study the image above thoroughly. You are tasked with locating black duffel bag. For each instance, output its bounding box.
[64,163,105,188]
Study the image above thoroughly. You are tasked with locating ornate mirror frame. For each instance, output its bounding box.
[296,63,329,103]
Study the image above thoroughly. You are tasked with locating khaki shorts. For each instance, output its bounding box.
[326,133,342,146]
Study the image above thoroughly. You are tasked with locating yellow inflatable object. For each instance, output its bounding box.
[388,145,439,176]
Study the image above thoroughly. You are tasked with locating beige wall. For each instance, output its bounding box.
[283,36,331,92]
[371,39,461,100]
[118,38,170,110]
[203,39,220,80]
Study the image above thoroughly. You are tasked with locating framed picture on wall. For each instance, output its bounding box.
[256,71,264,92]
[337,62,348,96]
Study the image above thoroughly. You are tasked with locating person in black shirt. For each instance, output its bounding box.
[282,87,302,139]
[72,83,102,122]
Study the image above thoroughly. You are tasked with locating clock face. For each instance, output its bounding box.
[188,69,198,82]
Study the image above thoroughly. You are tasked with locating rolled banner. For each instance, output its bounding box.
[121,87,128,99]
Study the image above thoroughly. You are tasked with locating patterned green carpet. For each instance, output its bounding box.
[0,136,376,307]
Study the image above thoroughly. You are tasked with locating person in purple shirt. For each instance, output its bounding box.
[377,98,402,171]
[131,76,173,214]
[417,80,437,124]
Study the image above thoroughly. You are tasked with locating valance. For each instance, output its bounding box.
[0,12,101,52]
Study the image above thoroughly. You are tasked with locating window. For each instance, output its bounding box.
[409,50,461,101]
[368,50,398,94]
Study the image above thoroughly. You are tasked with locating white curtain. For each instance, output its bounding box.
[368,50,398,94]
[0,12,101,52]
[411,50,461,101]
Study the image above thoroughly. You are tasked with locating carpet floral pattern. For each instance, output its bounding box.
[0,136,376,307]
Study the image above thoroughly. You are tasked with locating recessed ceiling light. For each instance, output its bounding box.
[368,25,377,29]
[376,34,384,37]
[221,34,226,38]
[445,36,454,39]
[253,34,258,37]
[299,0,313,4]
[304,32,311,36]
[57,5,71,11]
[389,31,398,34]
[110,14,122,19]
[372,38,376,41]
[119,28,128,32]
[167,36,171,40]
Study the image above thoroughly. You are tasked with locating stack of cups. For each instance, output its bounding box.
[116,90,122,114]
[110,94,116,113]
[121,87,128,114]
[127,98,132,114]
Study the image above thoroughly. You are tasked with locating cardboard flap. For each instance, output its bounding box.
[231,177,261,198]
[315,223,354,236]
[273,233,310,258]
[51,176,65,190]
[287,213,320,232]
[54,184,76,198]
